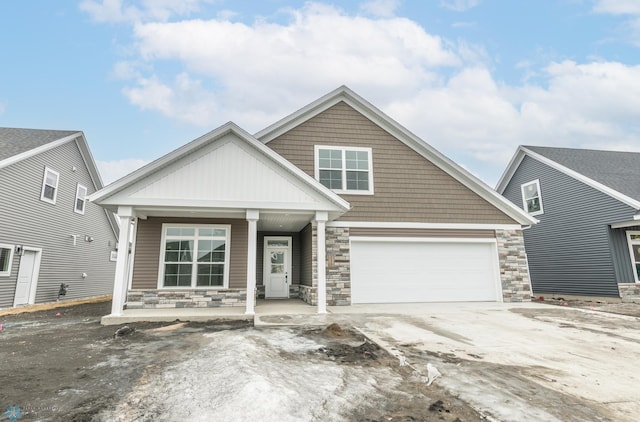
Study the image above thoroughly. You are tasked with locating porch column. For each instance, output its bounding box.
[111,206,134,316]
[245,209,259,315]
[315,211,328,314]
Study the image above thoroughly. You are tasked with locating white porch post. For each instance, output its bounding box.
[111,206,134,316]
[245,209,259,315]
[315,211,328,314]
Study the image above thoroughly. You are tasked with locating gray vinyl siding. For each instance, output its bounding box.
[610,226,640,284]
[0,140,117,308]
[131,217,248,290]
[267,102,516,224]
[256,232,301,286]
[502,156,637,297]
[300,224,312,286]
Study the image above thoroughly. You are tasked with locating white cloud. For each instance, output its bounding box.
[0,101,6,115]
[79,0,214,23]
[440,0,480,12]
[593,0,640,15]
[592,0,640,46]
[85,1,640,185]
[360,0,400,17]
[122,2,460,129]
[96,158,148,184]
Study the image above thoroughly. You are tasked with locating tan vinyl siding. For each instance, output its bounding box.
[0,140,117,307]
[348,228,495,238]
[256,232,301,286]
[267,101,515,224]
[132,217,248,289]
[300,224,312,286]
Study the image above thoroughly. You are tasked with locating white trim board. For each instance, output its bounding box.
[327,221,523,230]
[497,146,640,211]
[350,236,498,244]
[256,86,537,226]
[0,133,80,170]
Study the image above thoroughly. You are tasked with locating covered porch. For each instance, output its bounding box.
[89,123,350,321]
[110,207,337,317]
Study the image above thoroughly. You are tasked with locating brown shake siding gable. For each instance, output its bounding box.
[267,101,516,224]
[131,217,248,290]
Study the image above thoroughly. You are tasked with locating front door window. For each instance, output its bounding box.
[264,237,291,298]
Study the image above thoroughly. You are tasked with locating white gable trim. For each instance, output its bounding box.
[89,123,350,213]
[0,132,80,170]
[498,146,640,211]
[257,86,536,226]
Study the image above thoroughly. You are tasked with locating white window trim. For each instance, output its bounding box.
[626,231,640,283]
[74,184,87,215]
[0,243,14,277]
[314,145,374,195]
[157,223,231,289]
[521,179,544,216]
[40,167,60,204]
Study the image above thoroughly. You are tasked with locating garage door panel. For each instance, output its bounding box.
[351,240,499,303]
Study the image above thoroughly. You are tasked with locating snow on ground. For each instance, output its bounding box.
[102,328,402,422]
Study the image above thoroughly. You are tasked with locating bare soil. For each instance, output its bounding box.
[1,302,484,421]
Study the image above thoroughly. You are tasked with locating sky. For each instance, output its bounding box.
[1,0,639,186]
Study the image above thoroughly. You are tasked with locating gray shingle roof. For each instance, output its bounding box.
[525,145,640,203]
[0,127,79,161]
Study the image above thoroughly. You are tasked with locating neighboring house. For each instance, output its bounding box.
[497,145,640,301]
[0,128,118,308]
[90,86,536,317]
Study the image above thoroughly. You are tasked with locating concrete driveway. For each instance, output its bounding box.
[328,302,640,421]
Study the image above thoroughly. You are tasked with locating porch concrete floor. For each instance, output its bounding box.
[100,299,319,325]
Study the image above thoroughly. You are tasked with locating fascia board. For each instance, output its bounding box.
[239,125,350,211]
[495,147,526,193]
[520,147,640,211]
[89,124,236,203]
[339,96,537,225]
[256,86,535,226]
[90,122,350,213]
[0,132,80,170]
[73,133,120,238]
[255,86,348,141]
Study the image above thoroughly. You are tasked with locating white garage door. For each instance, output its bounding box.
[350,239,500,303]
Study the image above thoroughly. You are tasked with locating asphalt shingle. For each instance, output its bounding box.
[525,145,640,203]
[0,127,78,161]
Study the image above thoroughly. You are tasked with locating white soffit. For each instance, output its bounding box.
[104,133,342,211]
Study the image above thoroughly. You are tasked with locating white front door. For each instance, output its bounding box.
[264,237,291,299]
[14,250,39,306]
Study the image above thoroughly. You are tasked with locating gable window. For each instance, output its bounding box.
[521,179,543,216]
[0,244,14,277]
[74,184,87,214]
[40,167,60,204]
[158,224,231,289]
[627,231,640,283]
[314,146,373,194]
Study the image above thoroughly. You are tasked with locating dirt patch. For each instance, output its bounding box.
[0,301,250,421]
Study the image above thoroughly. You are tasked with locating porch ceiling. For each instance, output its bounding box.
[132,207,315,232]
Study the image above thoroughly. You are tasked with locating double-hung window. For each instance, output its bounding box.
[521,179,543,216]
[75,184,87,214]
[159,225,230,288]
[0,244,14,277]
[315,146,373,194]
[40,167,60,204]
